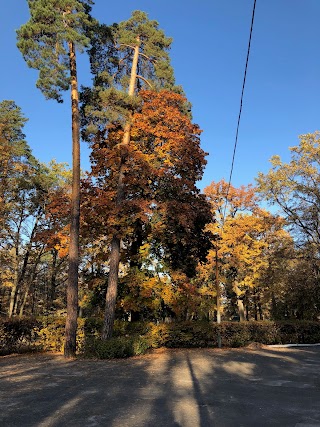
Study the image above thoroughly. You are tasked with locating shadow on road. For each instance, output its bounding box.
[0,347,320,426]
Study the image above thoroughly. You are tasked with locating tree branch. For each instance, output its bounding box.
[136,75,153,88]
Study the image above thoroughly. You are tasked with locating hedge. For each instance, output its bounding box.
[0,318,41,355]
[1,318,320,358]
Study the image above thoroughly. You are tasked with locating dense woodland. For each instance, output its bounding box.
[1,1,320,356]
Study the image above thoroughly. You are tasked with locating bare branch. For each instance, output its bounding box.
[136,75,153,88]
[118,43,136,51]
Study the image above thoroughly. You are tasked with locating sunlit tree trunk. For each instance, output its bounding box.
[64,41,80,357]
[233,281,245,322]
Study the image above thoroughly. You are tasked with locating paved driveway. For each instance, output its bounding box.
[0,347,319,427]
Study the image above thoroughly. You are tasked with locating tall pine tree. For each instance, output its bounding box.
[17,0,94,357]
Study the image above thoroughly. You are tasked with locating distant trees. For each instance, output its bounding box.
[257,131,320,320]
[198,180,294,321]
[0,100,71,317]
[257,131,320,253]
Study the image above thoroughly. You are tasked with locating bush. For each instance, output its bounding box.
[276,321,320,344]
[38,317,103,352]
[141,321,320,349]
[0,318,40,355]
[84,335,151,359]
[246,321,280,345]
[1,317,320,358]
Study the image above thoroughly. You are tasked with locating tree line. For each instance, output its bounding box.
[1,1,319,357]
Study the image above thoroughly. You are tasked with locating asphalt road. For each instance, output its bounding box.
[1,346,320,427]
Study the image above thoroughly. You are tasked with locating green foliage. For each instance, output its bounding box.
[84,335,150,359]
[116,10,174,89]
[17,0,95,102]
[127,320,320,349]
[0,100,28,149]
[36,319,320,356]
[219,322,252,347]
[1,318,319,358]
[276,321,320,344]
[0,318,40,355]
[82,10,176,136]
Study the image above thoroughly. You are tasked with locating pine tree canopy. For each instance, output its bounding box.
[17,0,94,102]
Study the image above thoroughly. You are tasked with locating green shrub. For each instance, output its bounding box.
[84,335,151,359]
[276,321,320,344]
[87,337,134,358]
[2,317,320,358]
[246,321,280,344]
[0,318,40,355]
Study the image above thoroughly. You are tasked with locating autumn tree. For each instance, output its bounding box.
[257,131,320,253]
[257,131,320,320]
[201,180,290,321]
[26,161,72,316]
[17,0,95,356]
[202,180,258,320]
[82,11,178,338]
[82,88,211,329]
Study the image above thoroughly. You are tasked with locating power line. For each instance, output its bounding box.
[222,0,257,225]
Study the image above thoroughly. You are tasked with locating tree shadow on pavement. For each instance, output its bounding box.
[0,347,320,427]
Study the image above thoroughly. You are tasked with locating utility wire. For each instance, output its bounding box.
[222,0,257,225]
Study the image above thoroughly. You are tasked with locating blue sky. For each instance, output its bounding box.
[2,0,320,190]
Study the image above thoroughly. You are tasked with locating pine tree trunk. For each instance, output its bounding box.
[102,38,140,340]
[64,41,80,358]
[102,236,121,339]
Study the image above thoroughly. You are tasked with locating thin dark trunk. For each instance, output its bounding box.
[102,38,140,340]
[9,251,19,317]
[129,219,143,268]
[64,41,80,358]
[258,301,263,320]
[9,219,23,317]
[19,288,29,318]
[15,247,31,315]
[9,210,41,317]
[271,292,277,319]
[102,236,121,339]
[253,289,258,321]
[19,247,44,317]
[49,249,58,308]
